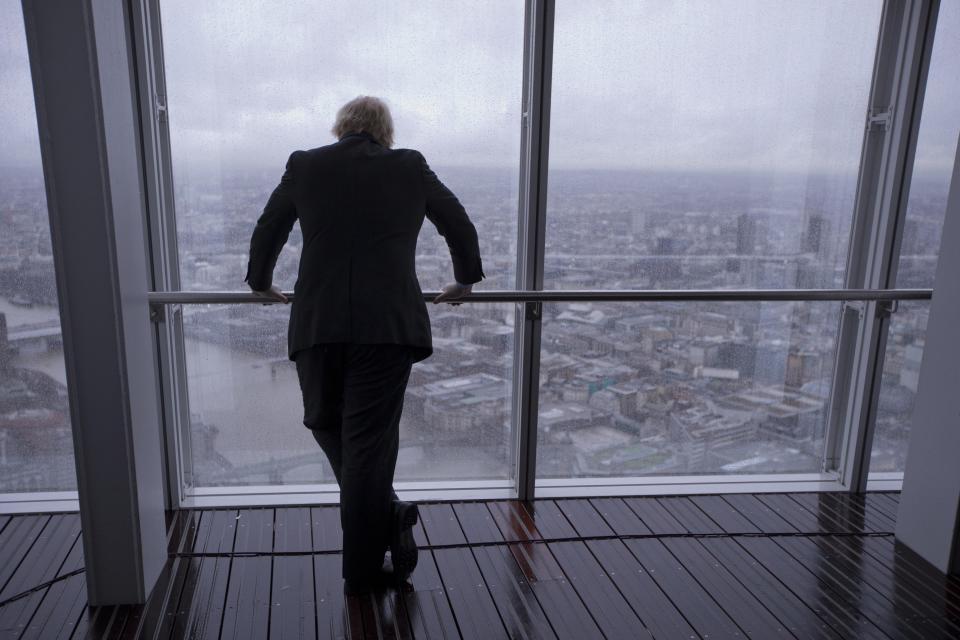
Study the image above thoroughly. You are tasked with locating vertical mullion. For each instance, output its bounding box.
[826,0,939,492]
[513,0,555,501]
[130,0,192,510]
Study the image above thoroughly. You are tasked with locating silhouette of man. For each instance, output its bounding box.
[244,96,484,594]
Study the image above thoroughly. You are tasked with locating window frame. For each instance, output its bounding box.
[124,0,939,511]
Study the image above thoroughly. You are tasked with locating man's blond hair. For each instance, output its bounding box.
[331,96,395,148]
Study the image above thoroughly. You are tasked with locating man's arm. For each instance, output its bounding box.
[244,151,302,298]
[418,152,485,287]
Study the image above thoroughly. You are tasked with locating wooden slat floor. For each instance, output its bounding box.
[3,492,960,639]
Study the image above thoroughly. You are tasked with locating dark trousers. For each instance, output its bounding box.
[294,342,414,581]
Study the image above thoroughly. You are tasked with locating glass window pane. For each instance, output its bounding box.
[538,0,881,480]
[545,0,882,290]
[0,3,77,492]
[182,304,514,486]
[872,1,960,474]
[537,301,839,479]
[159,1,523,488]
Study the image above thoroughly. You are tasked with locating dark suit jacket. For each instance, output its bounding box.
[244,130,485,363]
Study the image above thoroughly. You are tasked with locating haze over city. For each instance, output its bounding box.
[0,0,956,491]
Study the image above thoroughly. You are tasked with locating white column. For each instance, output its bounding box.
[21,0,168,604]
[897,133,960,574]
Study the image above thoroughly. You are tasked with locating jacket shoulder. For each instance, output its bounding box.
[392,147,424,162]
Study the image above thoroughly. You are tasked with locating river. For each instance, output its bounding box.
[2,297,506,486]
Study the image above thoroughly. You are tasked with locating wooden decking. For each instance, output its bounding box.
[2,492,960,639]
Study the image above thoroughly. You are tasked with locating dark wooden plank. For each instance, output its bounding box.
[847,495,897,533]
[192,509,239,555]
[690,495,761,534]
[859,537,960,613]
[0,513,80,601]
[624,538,744,639]
[170,556,231,640]
[105,603,148,640]
[787,493,866,534]
[509,542,602,640]
[756,493,841,534]
[472,544,557,639]
[314,553,359,640]
[101,604,145,640]
[219,556,273,639]
[663,537,793,638]
[525,501,577,540]
[701,537,842,640]
[57,533,85,578]
[775,536,933,640]
[586,539,697,640]
[107,552,182,639]
[271,554,318,639]
[487,501,542,542]
[412,514,429,549]
[146,553,196,640]
[18,571,86,639]
[548,541,652,639]
[657,497,724,535]
[233,508,275,554]
[167,509,200,555]
[588,498,652,536]
[0,515,49,594]
[507,542,565,583]
[799,493,891,534]
[368,589,413,640]
[622,498,686,535]
[452,502,505,545]
[275,507,314,553]
[356,593,379,639]
[420,504,467,547]
[70,603,118,640]
[74,605,110,640]
[859,535,960,609]
[864,493,899,524]
[0,587,49,638]
[554,499,614,538]
[721,494,797,534]
[311,506,343,553]
[343,593,369,639]
[736,536,888,640]
[812,535,960,636]
[834,492,894,533]
[0,515,10,533]
[433,547,507,639]
[399,548,460,640]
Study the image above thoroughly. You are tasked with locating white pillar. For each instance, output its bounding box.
[21,0,167,604]
[897,132,960,574]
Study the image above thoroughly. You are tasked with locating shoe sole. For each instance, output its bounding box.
[391,502,419,580]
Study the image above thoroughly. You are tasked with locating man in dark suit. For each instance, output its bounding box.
[243,96,484,594]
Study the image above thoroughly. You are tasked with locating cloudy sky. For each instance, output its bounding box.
[1,0,957,175]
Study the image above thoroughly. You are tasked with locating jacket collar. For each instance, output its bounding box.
[340,130,380,145]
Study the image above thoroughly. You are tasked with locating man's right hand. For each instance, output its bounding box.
[251,283,289,304]
[433,282,472,305]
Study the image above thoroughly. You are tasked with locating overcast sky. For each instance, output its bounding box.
[1,0,957,174]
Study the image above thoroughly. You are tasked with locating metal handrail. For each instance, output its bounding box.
[147,288,933,305]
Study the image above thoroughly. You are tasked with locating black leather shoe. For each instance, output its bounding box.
[390,500,419,581]
[343,568,394,596]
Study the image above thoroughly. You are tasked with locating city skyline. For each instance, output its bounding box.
[0,164,946,489]
[1,0,956,492]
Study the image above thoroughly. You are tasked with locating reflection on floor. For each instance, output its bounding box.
[3,492,960,639]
